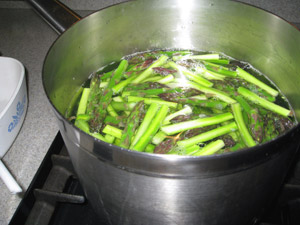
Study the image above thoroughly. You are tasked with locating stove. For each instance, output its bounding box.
[7,132,300,225]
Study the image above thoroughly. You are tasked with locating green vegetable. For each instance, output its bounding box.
[119,101,144,148]
[132,55,169,83]
[127,96,178,108]
[70,49,295,156]
[161,112,234,135]
[231,103,256,147]
[187,81,236,104]
[192,139,225,156]
[236,67,278,97]
[102,125,123,139]
[238,87,291,117]
[177,122,237,148]
[167,61,213,87]
[132,105,169,151]
[130,103,160,148]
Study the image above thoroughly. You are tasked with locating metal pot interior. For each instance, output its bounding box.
[43,0,300,135]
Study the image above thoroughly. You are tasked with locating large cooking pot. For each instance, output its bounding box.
[31,0,300,224]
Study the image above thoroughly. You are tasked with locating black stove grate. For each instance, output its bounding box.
[8,132,300,225]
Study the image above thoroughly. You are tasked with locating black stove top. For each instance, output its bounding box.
[8,132,300,225]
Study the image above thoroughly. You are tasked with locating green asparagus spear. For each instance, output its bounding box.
[171,98,228,110]
[102,125,123,139]
[110,101,136,111]
[112,73,138,94]
[187,81,236,104]
[76,114,91,121]
[152,131,167,145]
[104,134,115,144]
[119,101,144,148]
[249,108,264,143]
[145,144,156,153]
[236,67,278,97]
[177,122,237,148]
[86,73,101,113]
[130,103,160,148]
[132,105,169,151]
[132,55,169,83]
[167,61,213,87]
[107,104,118,117]
[122,88,168,97]
[231,103,256,147]
[204,64,237,77]
[238,87,291,117]
[163,105,193,125]
[192,139,225,156]
[127,96,178,108]
[161,112,233,135]
[74,119,90,133]
[89,60,128,132]
[196,67,226,80]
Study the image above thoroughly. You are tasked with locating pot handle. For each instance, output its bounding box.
[26,0,81,34]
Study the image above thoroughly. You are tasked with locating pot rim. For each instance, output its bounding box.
[42,0,300,177]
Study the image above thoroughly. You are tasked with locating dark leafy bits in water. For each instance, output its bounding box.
[154,139,175,154]
[152,67,177,76]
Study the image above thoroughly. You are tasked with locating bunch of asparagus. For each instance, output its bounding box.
[70,50,295,156]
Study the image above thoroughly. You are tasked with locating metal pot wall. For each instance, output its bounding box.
[35,0,300,224]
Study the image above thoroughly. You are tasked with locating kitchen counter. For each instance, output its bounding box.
[0,0,299,225]
[0,5,59,225]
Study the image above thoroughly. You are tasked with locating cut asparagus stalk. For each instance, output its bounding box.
[204,64,237,77]
[119,101,144,148]
[177,122,237,147]
[112,73,138,94]
[76,88,90,116]
[152,131,167,145]
[157,74,174,84]
[145,144,156,153]
[130,103,160,148]
[76,114,91,121]
[204,59,230,65]
[167,61,213,87]
[132,55,169,83]
[192,139,225,156]
[197,67,226,80]
[174,98,228,110]
[104,134,115,144]
[74,119,90,133]
[141,76,163,83]
[132,105,169,151]
[107,104,118,117]
[163,105,193,125]
[112,96,125,102]
[238,87,291,117]
[110,101,137,111]
[102,125,123,139]
[90,132,107,142]
[127,96,178,108]
[90,60,128,132]
[236,67,278,97]
[122,88,167,97]
[187,81,236,104]
[231,103,256,147]
[161,112,233,135]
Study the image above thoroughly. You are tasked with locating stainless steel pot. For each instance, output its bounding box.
[35,0,300,224]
